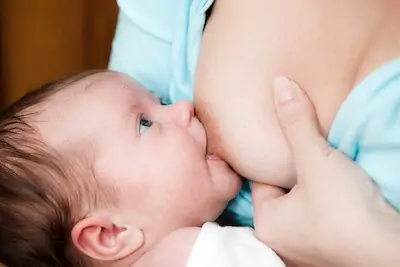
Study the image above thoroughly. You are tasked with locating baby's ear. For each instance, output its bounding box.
[71,214,144,261]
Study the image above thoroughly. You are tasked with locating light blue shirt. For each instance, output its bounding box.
[109,0,400,226]
[329,58,400,211]
[109,0,212,104]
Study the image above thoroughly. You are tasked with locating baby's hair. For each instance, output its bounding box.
[0,70,112,267]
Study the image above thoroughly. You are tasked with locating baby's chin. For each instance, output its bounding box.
[206,154,242,201]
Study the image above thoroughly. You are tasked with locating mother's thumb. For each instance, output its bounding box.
[273,77,329,163]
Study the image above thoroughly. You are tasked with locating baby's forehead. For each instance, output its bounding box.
[34,71,156,138]
[67,71,132,94]
[39,72,144,111]
[63,71,154,101]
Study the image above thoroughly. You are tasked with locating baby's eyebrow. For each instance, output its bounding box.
[128,102,140,114]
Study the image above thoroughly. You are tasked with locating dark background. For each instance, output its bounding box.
[0,0,119,108]
[0,1,118,266]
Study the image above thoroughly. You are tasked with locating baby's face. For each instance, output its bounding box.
[35,72,241,236]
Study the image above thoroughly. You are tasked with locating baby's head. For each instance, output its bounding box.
[0,71,241,267]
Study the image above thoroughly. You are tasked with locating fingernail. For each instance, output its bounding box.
[273,76,296,104]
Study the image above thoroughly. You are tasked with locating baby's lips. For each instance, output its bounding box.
[206,154,222,161]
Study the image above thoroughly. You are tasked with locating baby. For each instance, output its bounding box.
[0,71,284,267]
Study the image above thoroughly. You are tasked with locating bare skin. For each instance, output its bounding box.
[194,0,400,188]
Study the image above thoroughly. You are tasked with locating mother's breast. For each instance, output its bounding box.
[193,0,381,188]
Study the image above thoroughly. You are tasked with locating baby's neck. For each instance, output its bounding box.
[133,227,201,267]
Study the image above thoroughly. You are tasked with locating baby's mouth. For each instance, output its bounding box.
[205,153,222,161]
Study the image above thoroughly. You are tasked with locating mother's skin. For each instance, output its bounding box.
[195,0,400,188]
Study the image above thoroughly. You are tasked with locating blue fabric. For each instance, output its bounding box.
[329,58,400,211]
[224,181,254,227]
[109,0,174,102]
[109,0,213,104]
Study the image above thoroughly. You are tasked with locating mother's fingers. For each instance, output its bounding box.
[252,182,292,242]
[252,182,286,204]
[252,182,285,227]
[273,77,335,185]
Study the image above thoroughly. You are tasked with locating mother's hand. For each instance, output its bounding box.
[253,77,400,267]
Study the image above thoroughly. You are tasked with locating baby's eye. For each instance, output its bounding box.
[139,115,153,134]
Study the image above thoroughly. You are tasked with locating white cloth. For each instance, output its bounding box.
[186,223,285,267]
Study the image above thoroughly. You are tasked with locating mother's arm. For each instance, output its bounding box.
[194,0,392,188]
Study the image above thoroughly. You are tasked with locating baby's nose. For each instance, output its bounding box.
[169,100,195,127]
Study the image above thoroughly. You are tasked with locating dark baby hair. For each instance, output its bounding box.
[0,70,111,267]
